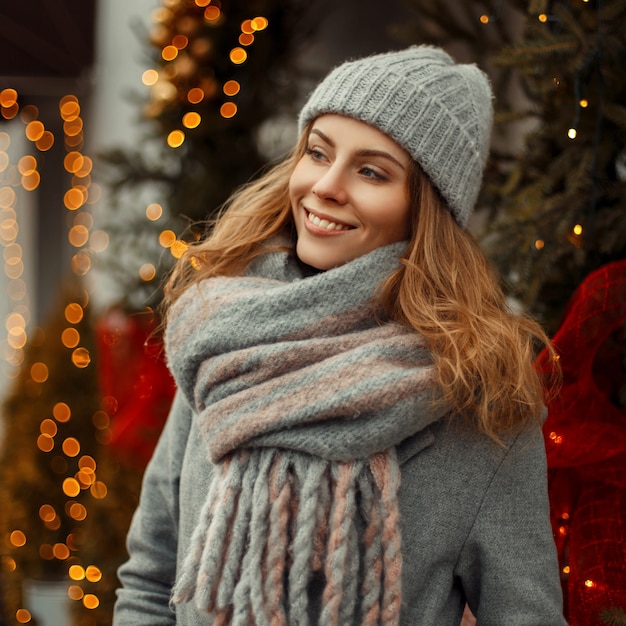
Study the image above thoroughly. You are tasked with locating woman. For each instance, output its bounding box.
[114,46,567,625]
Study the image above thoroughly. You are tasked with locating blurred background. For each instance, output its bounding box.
[0,0,624,624]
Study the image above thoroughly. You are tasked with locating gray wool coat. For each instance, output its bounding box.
[114,391,568,626]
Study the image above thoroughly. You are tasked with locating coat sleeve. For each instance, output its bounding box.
[457,426,568,626]
[113,391,192,625]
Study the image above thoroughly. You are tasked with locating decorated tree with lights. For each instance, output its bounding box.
[400,1,626,624]
[399,0,626,332]
[96,0,316,310]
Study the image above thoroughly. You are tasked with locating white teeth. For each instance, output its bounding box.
[307,211,349,231]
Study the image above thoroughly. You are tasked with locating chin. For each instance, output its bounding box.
[295,241,351,271]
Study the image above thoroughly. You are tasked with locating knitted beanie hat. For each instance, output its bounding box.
[298,45,494,228]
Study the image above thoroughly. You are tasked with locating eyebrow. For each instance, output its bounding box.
[309,128,407,171]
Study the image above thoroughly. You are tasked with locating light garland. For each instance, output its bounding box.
[0,86,109,622]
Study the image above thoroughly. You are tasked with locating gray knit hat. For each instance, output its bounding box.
[298,46,494,228]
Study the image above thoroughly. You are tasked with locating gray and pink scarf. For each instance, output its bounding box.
[165,242,447,625]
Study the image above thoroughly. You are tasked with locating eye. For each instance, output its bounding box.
[359,166,389,182]
[305,147,327,162]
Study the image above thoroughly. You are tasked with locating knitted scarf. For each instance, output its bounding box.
[165,242,447,626]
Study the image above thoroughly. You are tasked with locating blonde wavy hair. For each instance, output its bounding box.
[164,123,558,441]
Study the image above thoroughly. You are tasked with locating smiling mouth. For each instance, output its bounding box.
[305,209,352,232]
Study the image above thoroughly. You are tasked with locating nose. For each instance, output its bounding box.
[311,164,348,205]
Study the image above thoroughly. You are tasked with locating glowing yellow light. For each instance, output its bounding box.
[579,99,588,108]
[195,0,211,6]
[59,96,80,120]
[0,187,16,208]
[204,6,221,21]
[35,131,55,151]
[220,102,237,118]
[64,151,84,173]
[68,224,90,248]
[0,89,18,107]
[172,35,188,49]
[61,327,80,348]
[538,13,548,22]
[139,263,157,281]
[40,419,57,436]
[68,585,84,600]
[62,437,81,457]
[573,224,583,235]
[79,455,96,472]
[69,565,85,581]
[170,240,189,258]
[86,565,103,583]
[69,502,87,521]
[64,118,83,137]
[584,579,595,588]
[223,80,240,96]
[1,104,18,120]
[5,311,25,331]
[53,402,71,422]
[10,530,26,547]
[89,230,109,252]
[36,433,54,452]
[65,303,84,324]
[167,130,185,148]
[83,595,100,610]
[76,469,95,487]
[251,17,269,30]
[71,251,92,276]
[15,609,31,624]
[71,347,91,368]
[568,128,577,139]
[563,565,570,574]
[30,362,49,383]
[162,45,178,61]
[182,112,201,128]
[241,19,254,34]
[64,187,85,210]
[142,69,159,86]
[25,121,45,142]
[146,203,163,220]
[63,478,81,498]
[230,47,247,64]
[187,87,204,104]
[39,504,56,523]
[21,171,41,191]
[239,33,254,46]
[91,481,108,499]
[18,155,37,175]
[159,229,176,247]
[479,14,489,23]
[53,543,70,560]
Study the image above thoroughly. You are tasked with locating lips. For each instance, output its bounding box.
[305,208,353,232]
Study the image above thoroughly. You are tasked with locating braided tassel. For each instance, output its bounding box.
[171,456,233,606]
[371,450,402,625]
[320,461,361,626]
[265,455,292,626]
[288,458,327,626]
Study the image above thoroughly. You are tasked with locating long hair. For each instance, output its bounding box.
[378,163,558,440]
[164,124,557,440]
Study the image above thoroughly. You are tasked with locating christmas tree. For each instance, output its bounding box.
[96,0,317,310]
[400,1,626,623]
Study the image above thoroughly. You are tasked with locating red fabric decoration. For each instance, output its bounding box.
[536,260,626,625]
[95,308,176,469]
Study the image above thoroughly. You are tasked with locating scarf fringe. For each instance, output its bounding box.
[171,448,402,626]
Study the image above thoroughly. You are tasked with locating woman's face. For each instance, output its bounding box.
[289,114,412,271]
